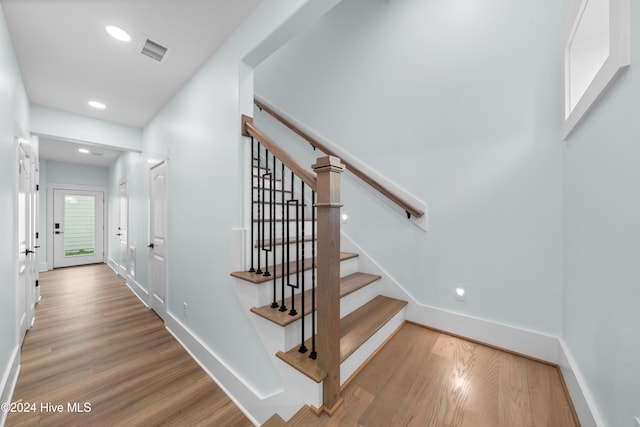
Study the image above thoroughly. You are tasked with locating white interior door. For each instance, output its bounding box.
[53,189,104,268]
[149,161,168,318]
[117,181,129,278]
[17,139,35,343]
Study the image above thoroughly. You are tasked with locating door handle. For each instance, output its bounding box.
[34,246,40,249]
[116,233,122,236]
[55,231,64,234]
[24,249,34,255]
[147,243,154,248]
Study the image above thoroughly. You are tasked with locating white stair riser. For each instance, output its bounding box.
[254,256,359,307]
[340,306,407,386]
[252,240,315,266]
[340,280,381,318]
[281,280,382,349]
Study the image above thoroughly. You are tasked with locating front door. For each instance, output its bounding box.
[52,189,104,268]
[149,161,168,319]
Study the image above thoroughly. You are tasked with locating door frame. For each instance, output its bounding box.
[46,183,108,270]
[148,157,169,318]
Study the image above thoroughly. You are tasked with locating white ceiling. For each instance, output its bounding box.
[1,0,262,164]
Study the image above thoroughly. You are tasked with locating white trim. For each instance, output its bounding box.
[125,279,149,309]
[164,313,268,426]
[0,346,20,427]
[558,339,603,427]
[562,0,631,139]
[107,256,118,274]
[254,93,428,230]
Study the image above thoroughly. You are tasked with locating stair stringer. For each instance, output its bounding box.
[230,275,323,422]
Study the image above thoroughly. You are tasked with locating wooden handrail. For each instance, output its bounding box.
[254,99,424,219]
[243,115,317,192]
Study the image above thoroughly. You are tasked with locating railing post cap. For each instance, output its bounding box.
[241,114,253,137]
[312,155,345,173]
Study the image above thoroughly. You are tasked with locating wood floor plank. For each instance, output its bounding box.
[283,322,579,427]
[6,264,252,427]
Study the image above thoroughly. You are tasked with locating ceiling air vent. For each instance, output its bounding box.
[139,38,168,63]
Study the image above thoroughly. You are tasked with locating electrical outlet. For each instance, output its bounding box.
[183,302,188,317]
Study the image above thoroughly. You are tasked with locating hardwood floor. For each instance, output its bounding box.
[6,264,251,427]
[286,322,579,427]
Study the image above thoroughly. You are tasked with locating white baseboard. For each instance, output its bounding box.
[164,313,278,426]
[558,339,602,427]
[107,257,118,273]
[0,347,20,427]
[125,279,149,308]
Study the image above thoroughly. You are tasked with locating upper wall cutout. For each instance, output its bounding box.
[563,0,630,139]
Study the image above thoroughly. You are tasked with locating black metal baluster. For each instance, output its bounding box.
[255,146,263,275]
[279,162,287,312]
[289,172,298,317]
[248,137,255,273]
[262,146,271,277]
[310,191,317,360]
[299,182,307,353]
[271,156,278,309]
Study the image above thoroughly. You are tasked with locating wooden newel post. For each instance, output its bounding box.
[312,155,345,413]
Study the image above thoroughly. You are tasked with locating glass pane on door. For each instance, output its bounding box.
[64,195,95,257]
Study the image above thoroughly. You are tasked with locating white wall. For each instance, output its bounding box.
[0,2,30,419]
[255,0,566,335]
[30,104,142,152]
[44,159,109,187]
[563,1,640,425]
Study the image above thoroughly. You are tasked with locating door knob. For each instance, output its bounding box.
[147,243,154,248]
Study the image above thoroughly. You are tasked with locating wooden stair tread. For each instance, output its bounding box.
[250,272,382,326]
[230,252,358,284]
[276,295,408,383]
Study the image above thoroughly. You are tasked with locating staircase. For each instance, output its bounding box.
[230,115,408,422]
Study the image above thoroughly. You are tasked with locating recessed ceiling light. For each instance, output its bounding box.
[88,101,106,110]
[78,148,90,154]
[106,25,131,42]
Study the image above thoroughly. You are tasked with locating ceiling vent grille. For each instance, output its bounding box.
[140,38,168,62]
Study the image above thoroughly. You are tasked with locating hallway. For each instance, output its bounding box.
[6,264,251,427]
